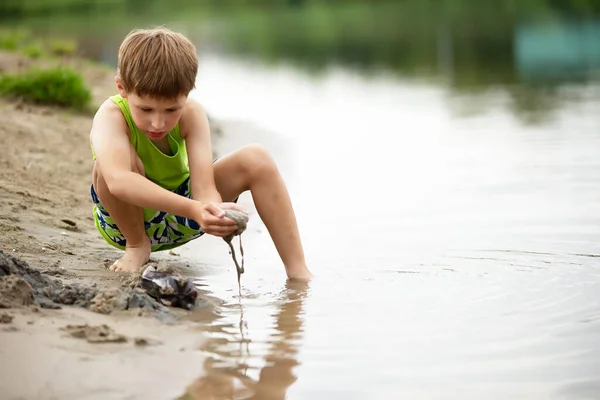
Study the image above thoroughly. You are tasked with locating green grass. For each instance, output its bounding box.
[0,28,31,50]
[0,67,92,110]
[48,39,77,57]
[21,41,44,58]
[0,28,79,59]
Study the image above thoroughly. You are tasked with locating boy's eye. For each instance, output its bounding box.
[141,108,152,112]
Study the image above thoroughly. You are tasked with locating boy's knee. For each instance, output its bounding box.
[240,144,277,177]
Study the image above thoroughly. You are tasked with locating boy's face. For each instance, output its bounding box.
[118,82,187,141]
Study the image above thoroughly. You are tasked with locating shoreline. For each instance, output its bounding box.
[0,49,228,399]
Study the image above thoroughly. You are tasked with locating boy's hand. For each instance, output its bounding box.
[219,202,248,215]
[194,202,246,237]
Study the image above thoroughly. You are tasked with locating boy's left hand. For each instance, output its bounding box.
[195,202,248,237]
[219,202,248,215]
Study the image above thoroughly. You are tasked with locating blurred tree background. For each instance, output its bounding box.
[1,0,599,116]
[2,0,600,15]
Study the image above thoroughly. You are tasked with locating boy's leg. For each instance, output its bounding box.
[92,146,151,272]
[213,144,312,280]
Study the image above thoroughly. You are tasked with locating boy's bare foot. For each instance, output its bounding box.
[286,264,314,281]
[109,242,151,273]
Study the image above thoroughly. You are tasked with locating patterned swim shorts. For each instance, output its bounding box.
[90,177,205,252]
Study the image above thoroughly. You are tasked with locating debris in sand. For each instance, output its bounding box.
[43,283,98,309]
[40,268,68,276]
[0,250,175,320]
[134,336,162,347]
[60,218,77,227]
[0,312,14,323]
[60,218,81,232]
[62,324,128,344]
[141,265,198,310]
[0,276,36,308]
[1,249,93,309]
[120,260,201,311]
[89,289,129,314]
[119,260,178,288]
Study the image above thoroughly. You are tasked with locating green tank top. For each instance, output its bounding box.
[92,95,190,191]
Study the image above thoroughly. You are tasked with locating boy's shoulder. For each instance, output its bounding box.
[182,96,205,116]
[94,97,124,120]
[90,98,129,134]
[179,96,209,135]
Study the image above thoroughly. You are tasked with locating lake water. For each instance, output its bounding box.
[173,51,600,399]
[5,4,600,399]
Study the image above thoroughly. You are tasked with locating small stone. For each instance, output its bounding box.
[0,313,13,324]
[60,219,77,227]
[134,337,162,347]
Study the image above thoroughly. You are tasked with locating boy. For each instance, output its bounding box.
[89,27,312,281]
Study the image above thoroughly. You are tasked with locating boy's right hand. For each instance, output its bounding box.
[194,201,240,237]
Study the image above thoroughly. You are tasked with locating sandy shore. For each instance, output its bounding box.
[0,50,231,399]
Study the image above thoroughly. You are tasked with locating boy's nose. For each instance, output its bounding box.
[151,118,165,130]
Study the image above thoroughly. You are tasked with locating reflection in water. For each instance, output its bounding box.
[515,17,600,82]
[179,280,309,400]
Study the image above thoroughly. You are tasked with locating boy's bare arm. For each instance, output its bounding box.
[90,102,198,219]
[180,99,223,204]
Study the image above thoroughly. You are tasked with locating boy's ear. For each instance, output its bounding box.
[115,76,128,98]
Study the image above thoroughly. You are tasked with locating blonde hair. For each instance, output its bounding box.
[117,27,198,98]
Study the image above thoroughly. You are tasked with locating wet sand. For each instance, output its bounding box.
[0,50,230,399]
